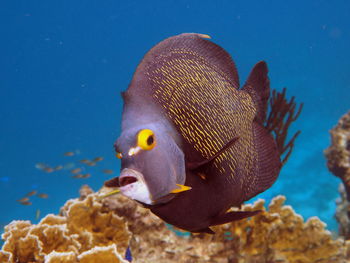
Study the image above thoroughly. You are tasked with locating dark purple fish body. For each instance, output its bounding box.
[107,33,281,233]
[149,169,252,233]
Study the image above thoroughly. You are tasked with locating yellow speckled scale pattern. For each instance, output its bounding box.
[145,47,258,190]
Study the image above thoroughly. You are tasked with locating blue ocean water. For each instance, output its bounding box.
[0,0,349,235]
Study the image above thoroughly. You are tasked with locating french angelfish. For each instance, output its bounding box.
[105,33,281,233]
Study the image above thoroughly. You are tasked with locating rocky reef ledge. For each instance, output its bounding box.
[325,111,350,240]
[1,184,349,263]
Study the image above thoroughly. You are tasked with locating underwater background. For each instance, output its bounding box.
[0,0,349,235]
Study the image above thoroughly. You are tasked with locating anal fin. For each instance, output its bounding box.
[210,210,261,226]
[194,227,215,234]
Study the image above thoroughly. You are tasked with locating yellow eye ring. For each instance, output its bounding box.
[137,129,156,151]
[116,152,123,159]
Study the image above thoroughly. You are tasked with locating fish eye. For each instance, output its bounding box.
[137,129,156,150]
[115,152,123,159]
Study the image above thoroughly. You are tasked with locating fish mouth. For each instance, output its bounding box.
[104,169,142,188]
[119,175,138,187]
[117,168,152,204]
[104,177,121,188]
[119,168,143,187]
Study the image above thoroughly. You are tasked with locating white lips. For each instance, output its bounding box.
[119,168,153,204]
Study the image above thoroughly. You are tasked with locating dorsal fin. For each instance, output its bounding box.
[131,33,240,92]
[242,61,270,123]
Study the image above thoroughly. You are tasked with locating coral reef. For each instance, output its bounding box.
[0,186,130,263]
[325,110,350,239]
[335,183,350,239]
[325,111,350,197]
[2,185,350,263]
[103,192,349,263]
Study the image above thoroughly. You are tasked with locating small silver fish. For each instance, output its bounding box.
[26,190,38,197]
[70,168,82,174]
[37,193,49,199]
[102,169,114,175]
[54,165,63,171]
[17,197,29,203]
[93,157,104,162]
[35,209,41,220]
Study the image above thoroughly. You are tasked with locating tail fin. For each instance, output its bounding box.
[242,61,270,123]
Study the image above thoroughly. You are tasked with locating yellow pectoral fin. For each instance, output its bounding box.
[170,184,192,194]
[97,189,121,200]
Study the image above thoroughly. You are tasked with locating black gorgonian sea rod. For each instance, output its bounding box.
[104,33,302,234]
